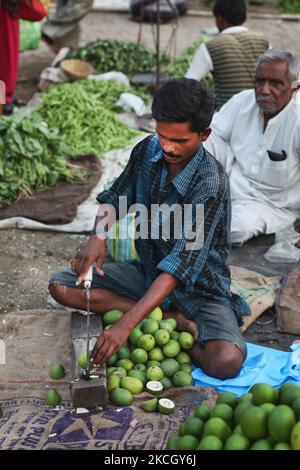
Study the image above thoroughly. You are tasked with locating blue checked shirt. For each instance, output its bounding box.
[97,134,250,324]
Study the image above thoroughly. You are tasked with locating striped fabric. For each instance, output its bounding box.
[206,32,269,109]
[104,180,140,262]
[106,213,140,262]
[97,134,250,323]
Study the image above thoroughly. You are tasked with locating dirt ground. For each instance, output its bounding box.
[1,8,300,352]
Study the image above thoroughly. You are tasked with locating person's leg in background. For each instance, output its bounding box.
[230,201,267,245]
[231,200,297,245]
[0,7,20,114]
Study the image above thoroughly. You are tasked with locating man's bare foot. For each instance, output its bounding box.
[163,310,199,341]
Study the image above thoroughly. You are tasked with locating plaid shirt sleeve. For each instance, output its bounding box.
[96,137,149,218]
[156,193,227,288]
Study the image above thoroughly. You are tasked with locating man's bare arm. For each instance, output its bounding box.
[91,272,179,366]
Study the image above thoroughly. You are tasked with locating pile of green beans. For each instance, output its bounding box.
[35,79,141,156]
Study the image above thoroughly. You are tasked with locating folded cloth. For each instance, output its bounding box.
[192,342,300,397]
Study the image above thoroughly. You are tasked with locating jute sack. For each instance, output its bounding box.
[275,267,300,334]
[229,266,280,333]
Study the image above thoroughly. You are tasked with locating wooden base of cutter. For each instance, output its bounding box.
[70,311,108,408]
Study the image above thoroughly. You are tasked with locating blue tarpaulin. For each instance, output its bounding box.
[192,342,300,397]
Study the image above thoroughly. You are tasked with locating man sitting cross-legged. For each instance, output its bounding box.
[49,78,250,379]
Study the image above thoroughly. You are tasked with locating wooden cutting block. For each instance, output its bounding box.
[70,311,108,409]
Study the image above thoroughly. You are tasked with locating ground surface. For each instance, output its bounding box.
[1,8,300,353]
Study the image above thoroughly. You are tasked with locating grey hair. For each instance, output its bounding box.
[256,49,299,81]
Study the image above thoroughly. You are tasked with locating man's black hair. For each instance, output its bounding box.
[213,0,246,25]
[151,78,215,133]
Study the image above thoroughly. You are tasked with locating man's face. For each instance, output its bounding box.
[156,121,210,170]
[255,60,294,117]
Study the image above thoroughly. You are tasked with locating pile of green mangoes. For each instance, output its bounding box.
[103,307,195,410]
[166,382,300,450]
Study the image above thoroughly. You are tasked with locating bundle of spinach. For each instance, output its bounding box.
[0,110,81,205]
[67,39,170,77]
[66,37,213,89]
[165,38,204,78]
[35,79,140,156]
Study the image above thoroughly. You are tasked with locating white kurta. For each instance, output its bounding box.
[204,90,300,244]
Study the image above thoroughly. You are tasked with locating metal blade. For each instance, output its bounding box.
[83,265,93,380]
[85,287,91,380]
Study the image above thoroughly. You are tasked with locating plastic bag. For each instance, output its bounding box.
[104,180,139,263]
[264,241,300,263]
[263,224,300,263]
[116,92,146,117]
[20,20,41,52]
[88,71,130,86]
[275,224,300,244]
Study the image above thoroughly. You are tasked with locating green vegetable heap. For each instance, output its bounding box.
[0,110,76,204]
[35,79,141,156]
[67,39,170,77]
[67,37,213,88]
[0,79,142,205]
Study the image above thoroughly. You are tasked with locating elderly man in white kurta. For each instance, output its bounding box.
[204,50,300,244]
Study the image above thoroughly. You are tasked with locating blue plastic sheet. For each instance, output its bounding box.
[192,342,300,397]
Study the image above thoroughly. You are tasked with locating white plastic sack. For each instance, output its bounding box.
[116,92,146,117]
[88,71,130,86]
[264,241,300,263]
[264,224,300,263]
[275,224,300,244]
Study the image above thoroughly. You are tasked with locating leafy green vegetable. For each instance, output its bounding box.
[67,39,170,77]
[278,0,300,13]
[67,37,213,89]
[0,36,216,206]
[0,79,143,205]
[0,110,81,204]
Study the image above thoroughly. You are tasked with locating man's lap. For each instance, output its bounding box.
[49,261,149,301]
[49,262,247,360]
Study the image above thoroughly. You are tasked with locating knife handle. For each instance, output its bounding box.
[83,265,93,289]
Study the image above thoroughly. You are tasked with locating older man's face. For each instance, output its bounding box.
[254,61,294,117]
